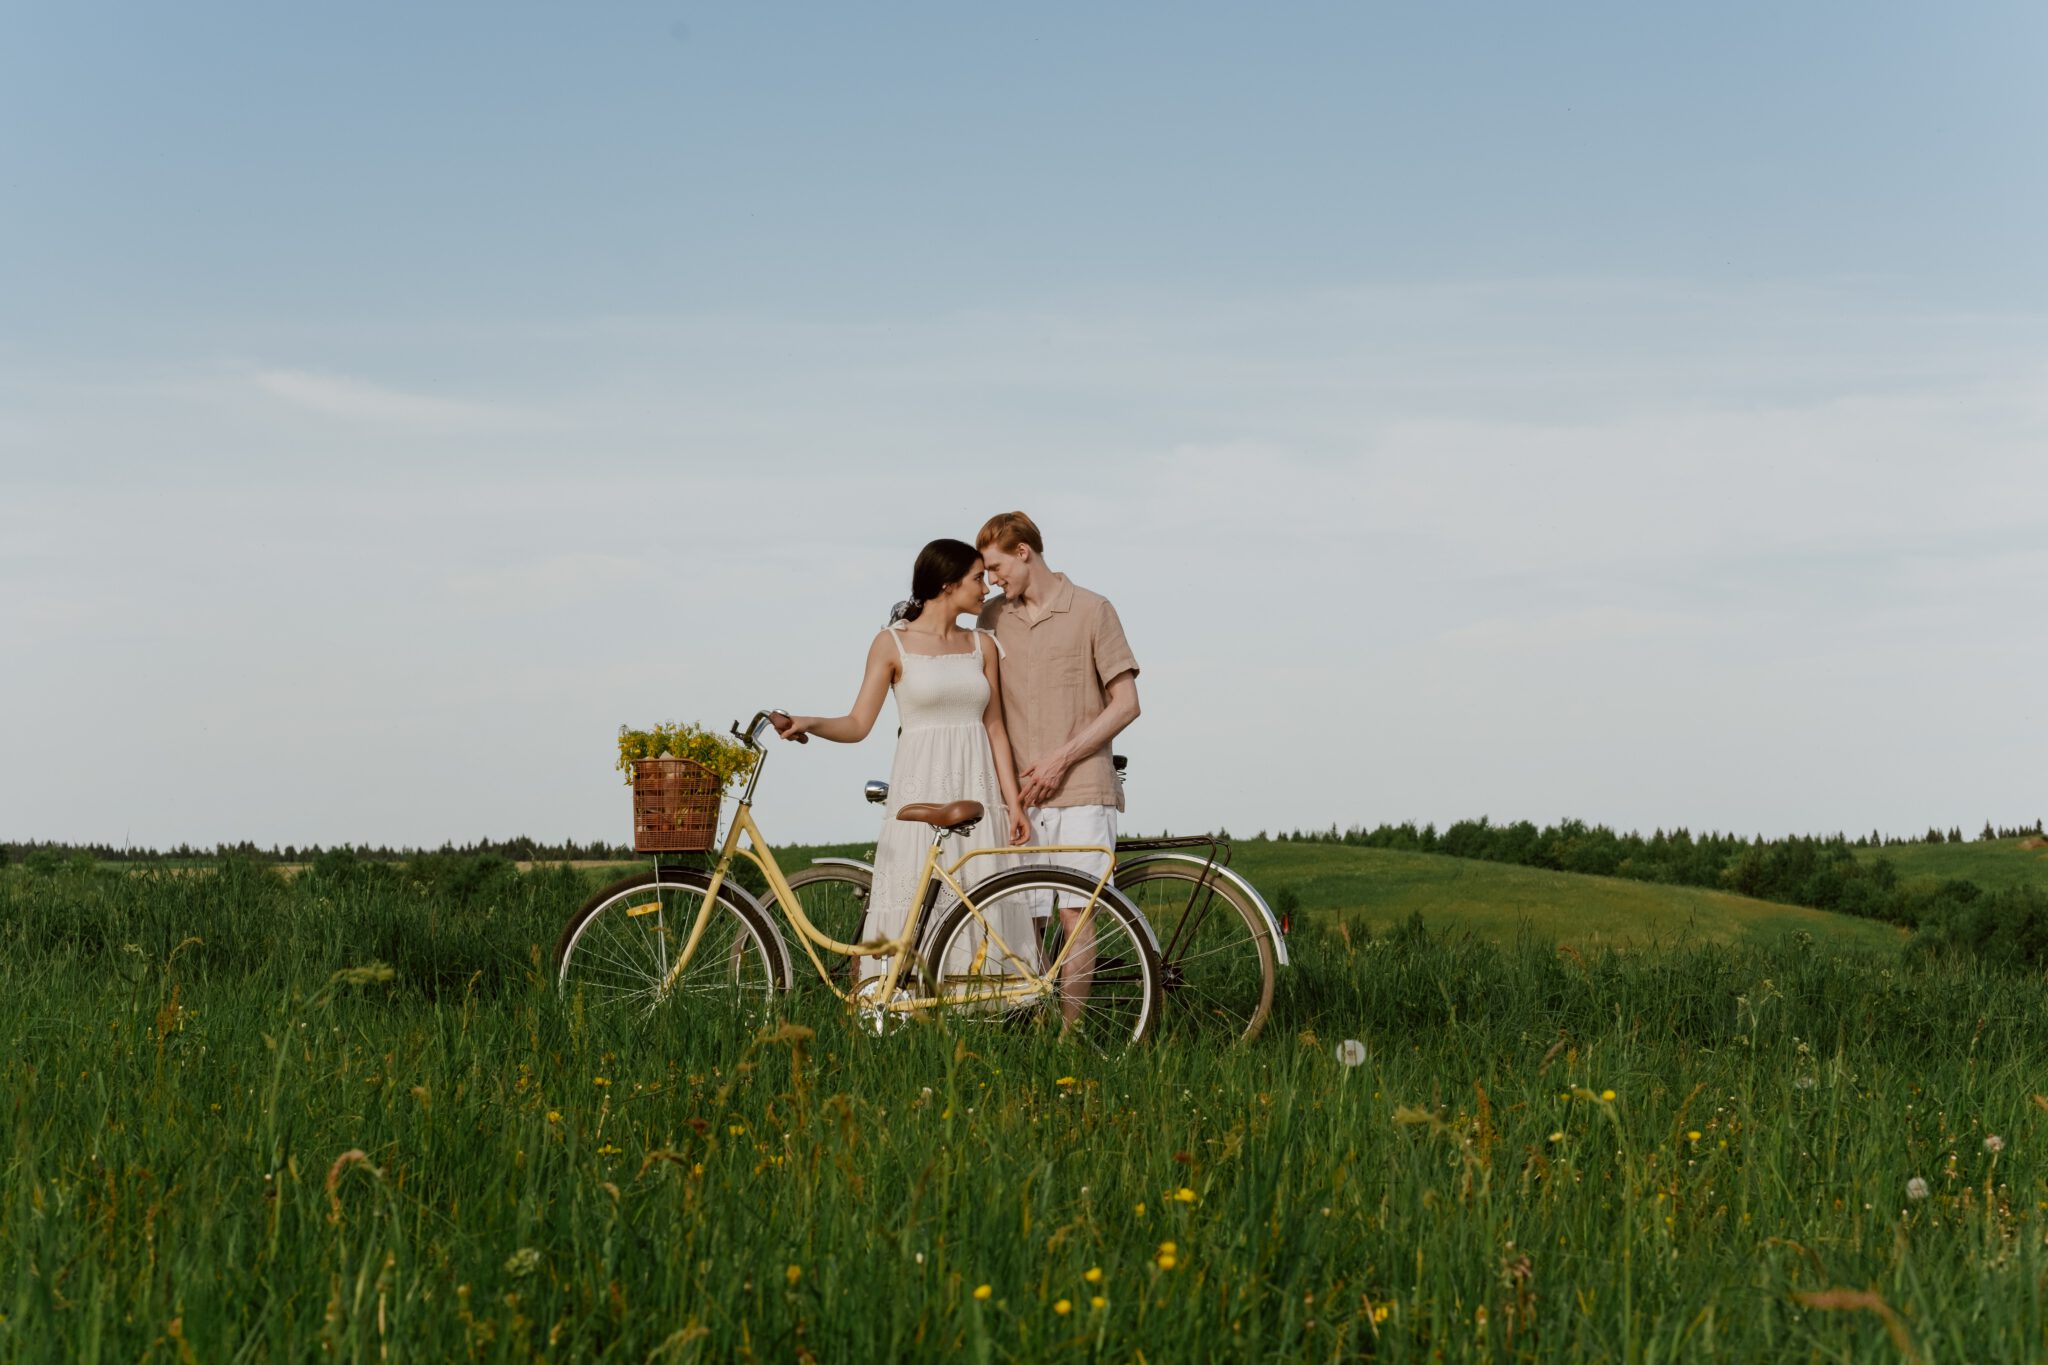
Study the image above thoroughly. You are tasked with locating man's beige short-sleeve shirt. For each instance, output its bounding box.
[979,573,1139,810]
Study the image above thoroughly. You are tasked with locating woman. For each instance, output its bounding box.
[772,539,1033,990]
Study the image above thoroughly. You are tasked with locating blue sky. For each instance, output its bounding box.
[4,3,2044,847]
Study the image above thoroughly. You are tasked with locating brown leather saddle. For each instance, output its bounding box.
[895,800,985,834]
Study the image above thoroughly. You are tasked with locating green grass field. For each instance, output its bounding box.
[6,850,2046,1360]
[1856,835,2048,894]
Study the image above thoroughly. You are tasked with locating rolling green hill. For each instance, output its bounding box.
[1222,839,1904,952]
[1855,835,2048,893]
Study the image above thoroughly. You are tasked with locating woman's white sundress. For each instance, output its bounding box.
[862,623,1031,985]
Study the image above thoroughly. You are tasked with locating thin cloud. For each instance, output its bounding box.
[252,367,519,428]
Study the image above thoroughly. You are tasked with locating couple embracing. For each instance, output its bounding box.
[771,512,1140,991]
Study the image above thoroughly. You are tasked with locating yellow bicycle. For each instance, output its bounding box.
[553,711,1165,1043]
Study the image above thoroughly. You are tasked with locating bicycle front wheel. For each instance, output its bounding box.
[1116,859,1276,1042]
[923,868,1162,1046]
[554,868,786,1014]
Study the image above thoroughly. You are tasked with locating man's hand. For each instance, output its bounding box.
[770,713,812,744]
[1016,751,1072,809]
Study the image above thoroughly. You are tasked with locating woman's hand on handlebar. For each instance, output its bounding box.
[770,712,813,744]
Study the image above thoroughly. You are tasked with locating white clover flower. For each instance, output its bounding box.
[1906,1176,1929,1200]
[1985,1134,2006,1154]
[1335,1039,1367,1068]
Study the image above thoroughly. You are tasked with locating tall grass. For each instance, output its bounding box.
[4,861,2044,1360]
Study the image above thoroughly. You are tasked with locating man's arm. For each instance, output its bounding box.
[1016,670,1139,809]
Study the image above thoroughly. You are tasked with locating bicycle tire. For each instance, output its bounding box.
[1115,859,1276,1042]
[554,867,788,1014]
[923,867,1162,1046]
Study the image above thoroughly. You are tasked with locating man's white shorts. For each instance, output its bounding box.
[1025,804,1118,913]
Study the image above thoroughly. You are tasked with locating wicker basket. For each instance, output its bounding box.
[630,757,722,852]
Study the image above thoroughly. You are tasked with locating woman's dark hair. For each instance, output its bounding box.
[890,538,980,623]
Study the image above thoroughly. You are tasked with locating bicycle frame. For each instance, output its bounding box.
[655,718,1120,1016]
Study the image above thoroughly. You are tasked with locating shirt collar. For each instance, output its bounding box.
[1042,572,1075,615]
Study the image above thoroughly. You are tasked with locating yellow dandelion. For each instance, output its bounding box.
[593,1077,611,1087]
[786,1265,801,1285]
[691,1162,704,1176]
[1172,1186,1198,1204]
[546,1111,562,1123]
[1158,1241,1178,1256]
[1134,1202,1146,1216]
[1547,1130,1564,1143]
[1054,1299,1071,1316]
[1686,1130,1702,1142]
[1083,1266,1103,1284]
[1157,1253,1179,1270]
[1055,1076,1077,1087]
[1600,1089,1616,1102]
[728,1124,746,1136]
[972,1284,992,1301]
[1372,1304,1390,1324]
[1090,1295,1108,1311]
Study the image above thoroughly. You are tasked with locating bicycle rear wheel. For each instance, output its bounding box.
[923,867,1162,1047]
[1116,859,1276,1042]
[554,868,786,1014]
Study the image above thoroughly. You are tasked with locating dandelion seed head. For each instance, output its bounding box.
[1906,1176,1930,1200]
[1335,1039,1366,1067]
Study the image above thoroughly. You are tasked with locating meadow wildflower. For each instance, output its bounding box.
[1548,1131,1564,1143]
[595,1143,622,1156]
[1084,1266,1103,1284]
[1091,1296,1108,1310]
[1686,1130,1701,1142]
[972,1284,993,1301]
[1054,1298,1071,1315]
[1600,1089,1616,1102]
[545,1111,561,1123]
[592,1076,610,1087]
[1156,1241,1179,1270]
[1906,1177,1930,1200]
[1335,1039,1366,1067]
[1134,1202,1146,1216]
[1055,1076,1076,1087]
[1172,1186,1198,1204]
[1985,1134,2006,1154]
[786,1265,801,1285]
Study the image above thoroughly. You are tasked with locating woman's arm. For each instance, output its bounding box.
[772,633,896,744]
[981,640,1033,845]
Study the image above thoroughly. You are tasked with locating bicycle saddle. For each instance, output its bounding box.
[895,800,985,833]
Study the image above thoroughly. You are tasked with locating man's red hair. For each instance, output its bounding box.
[976,511,1044,556]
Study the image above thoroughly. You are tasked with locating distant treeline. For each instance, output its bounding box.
[1267,815,2048,972]
[0,836,636,867]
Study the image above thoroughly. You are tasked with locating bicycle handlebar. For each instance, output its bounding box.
[732,710,790,749]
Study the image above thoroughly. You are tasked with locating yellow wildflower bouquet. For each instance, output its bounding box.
[615,722,761,788]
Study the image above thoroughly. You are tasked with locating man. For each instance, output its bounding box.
[975,511,1140,1015]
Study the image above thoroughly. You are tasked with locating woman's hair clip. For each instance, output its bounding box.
[889,597,926,624]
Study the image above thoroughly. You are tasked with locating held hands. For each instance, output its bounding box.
[1016,751,1072,809]
[770,712,812,744]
